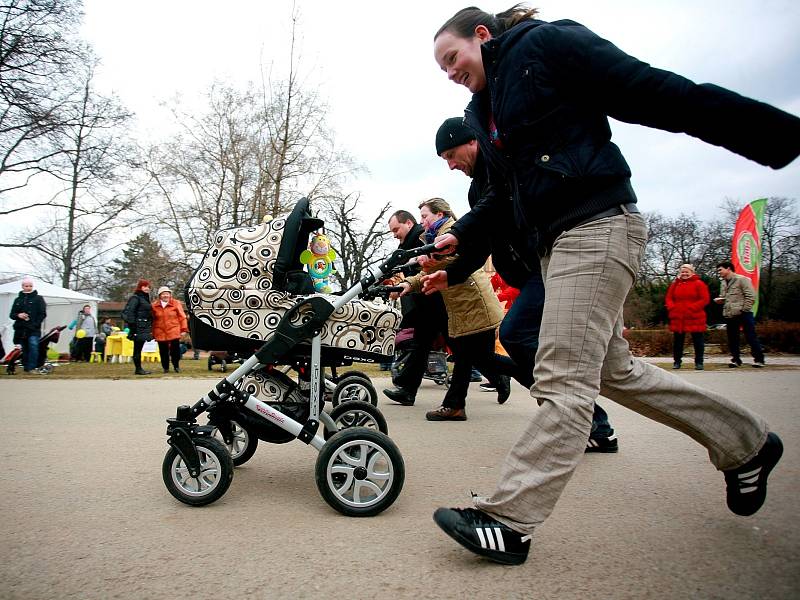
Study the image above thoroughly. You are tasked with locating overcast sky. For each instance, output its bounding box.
[77,0,800,224]
[3,0,799,278]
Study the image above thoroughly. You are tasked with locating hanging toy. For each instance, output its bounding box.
[300,232,337,293]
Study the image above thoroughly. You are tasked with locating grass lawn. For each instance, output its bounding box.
[2,355,794,381]
[1,355,390,380]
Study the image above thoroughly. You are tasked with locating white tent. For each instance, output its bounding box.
[0,280,103,355]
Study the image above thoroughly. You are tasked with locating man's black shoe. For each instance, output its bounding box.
[585,435,619,453]
[135,368,151,375]
[724,432,783,516]
[728,359,742,368]
[496,375,511,405]
[174,367,181,373]
[382,387,415,406]
[433,507,531,565]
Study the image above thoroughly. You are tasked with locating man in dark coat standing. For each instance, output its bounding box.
[9,277,47,372]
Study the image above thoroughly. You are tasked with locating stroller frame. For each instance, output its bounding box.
[163,208,438,516]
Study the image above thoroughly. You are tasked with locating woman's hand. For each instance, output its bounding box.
[421,271,448,294]
[434,233,458,254]
[417,255,432,268]
[389,282,412,300]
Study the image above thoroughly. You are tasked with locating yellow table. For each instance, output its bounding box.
[105,334,134,363]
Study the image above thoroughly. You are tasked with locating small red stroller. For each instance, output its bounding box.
[3,325,66,374]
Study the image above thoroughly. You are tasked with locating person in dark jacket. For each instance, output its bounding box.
[122,279,154,375]
[382,209,451,406]
[428,116,618,449]
[429,5,793,565]
[665,264,710,370]
[9,277,47,372]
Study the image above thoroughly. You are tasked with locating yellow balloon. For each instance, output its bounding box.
[76,329,86,338]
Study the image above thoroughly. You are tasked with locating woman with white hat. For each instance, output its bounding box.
[151,286,188,374]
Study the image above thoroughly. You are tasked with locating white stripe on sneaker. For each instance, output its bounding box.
[493,528,505,552]
[485,528,496,550]
[476,527,487,548]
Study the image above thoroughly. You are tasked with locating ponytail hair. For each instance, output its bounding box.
[435,4,539,40]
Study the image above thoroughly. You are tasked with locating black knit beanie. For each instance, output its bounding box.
[435,117,475,156]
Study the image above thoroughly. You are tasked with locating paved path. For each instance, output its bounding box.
[1,366,798,599]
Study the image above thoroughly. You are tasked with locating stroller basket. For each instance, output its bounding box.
[185,198,400,362]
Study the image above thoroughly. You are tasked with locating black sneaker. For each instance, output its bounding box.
[672,362,681,369]
[695,364,704,370]
[585,435,619,453]
[496,375,511,405]
[433,507,531,565]
[478,382,496,392]
[724,432,783,516]
[752,361,765,368]
[728,359,742,368]
[382,387,415,406]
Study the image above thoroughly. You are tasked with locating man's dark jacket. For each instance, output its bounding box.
[396,223,425,327]
[10,290,46,340]
[444,150,538,290]
[451,19,800,248]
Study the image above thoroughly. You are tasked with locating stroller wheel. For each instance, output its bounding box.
[325,400,388,440]
[211,419,258,466]
[315,428,404,517]
[331,375,378,407]
[162,436,234,506]
[337,370,371,383]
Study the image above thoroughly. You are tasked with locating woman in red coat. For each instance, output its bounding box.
[151,286,188,374]
[665,264,710,370]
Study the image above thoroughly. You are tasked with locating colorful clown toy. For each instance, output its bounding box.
[300,233,337,293]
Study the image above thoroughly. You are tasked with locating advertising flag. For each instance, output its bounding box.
[731,198,767,315]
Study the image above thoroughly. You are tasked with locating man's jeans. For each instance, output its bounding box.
[24,335,40,371]
[725,312,765,364]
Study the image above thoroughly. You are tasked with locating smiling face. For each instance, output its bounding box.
[678,266,694,280]
[388,216,415,242]
[420,205,444,229]
[440,139,478,177]
[433,26,492,93]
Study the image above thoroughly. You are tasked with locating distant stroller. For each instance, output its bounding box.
[162,198,437,515]
[3,325,66,374]
[390,327,450,387]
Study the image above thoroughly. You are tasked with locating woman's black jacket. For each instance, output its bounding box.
[450,19,800,248]
[123,290,153,341]
[10,291,47,339]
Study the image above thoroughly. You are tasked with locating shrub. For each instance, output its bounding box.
[623,321,800,356]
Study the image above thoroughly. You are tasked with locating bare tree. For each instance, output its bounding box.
[144,10,360,270]
[321,193,392,288]
[0,62,143,290]
[0,0,84,198]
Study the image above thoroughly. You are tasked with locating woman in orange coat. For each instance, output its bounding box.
[665,264,710,370]
[151,286,188,374]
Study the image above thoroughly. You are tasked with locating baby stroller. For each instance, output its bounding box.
[163,198,436,516]
[390,328,450,387]
[3,325,66,375]
[206,350,245,373]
